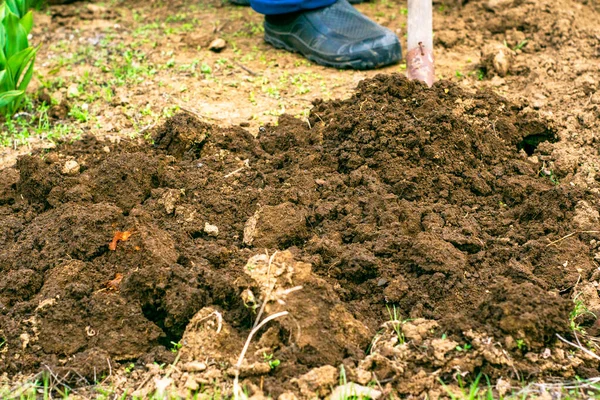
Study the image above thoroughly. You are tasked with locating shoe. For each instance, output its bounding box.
[263,0,400,70]
[230,0,365,5]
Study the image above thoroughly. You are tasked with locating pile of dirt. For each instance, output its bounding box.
[1,74,600,397]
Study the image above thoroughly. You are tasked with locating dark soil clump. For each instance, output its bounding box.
[1,75,598,395]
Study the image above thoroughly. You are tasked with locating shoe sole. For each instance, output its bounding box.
[264,32,401,70]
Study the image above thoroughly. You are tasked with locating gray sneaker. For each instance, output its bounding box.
[263,0,400,70]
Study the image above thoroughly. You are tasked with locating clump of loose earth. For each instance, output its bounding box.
[1,74,599,398]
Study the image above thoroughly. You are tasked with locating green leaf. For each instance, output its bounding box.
[19,1,29,19]
[3,11,29,59]
[6,46,35,81]
[0,89,23,108]
[4,0,19,17]
[17,52,35,91]
[20,11,34,34]
[2,62,16,90]
[0,28,6,71]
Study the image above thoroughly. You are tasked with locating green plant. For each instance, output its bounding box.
[539,163,560,186]
[440,373,493,400]
[124,363,135,374]
[455,343,472,352]
[513,39,528,51]
[1,0,39,117]
[570,293,597,334]
[262,352,280,370]
[170,340,182,353]
[3,0,36,19]
[516,339,526,351]
[386,304,407,344]
[200,63,211,75]
[339,364,347,385]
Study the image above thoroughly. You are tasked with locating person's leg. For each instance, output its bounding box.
[249,0,334,14]
[230,0,364,7]
[255,0,401,70]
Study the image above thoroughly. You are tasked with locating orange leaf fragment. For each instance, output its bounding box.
[106,273,124,291]
[109,230,133,251]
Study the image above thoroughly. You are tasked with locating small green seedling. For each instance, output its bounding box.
[513,40,528,51]
[476,69,485,81]
[124,363,135,374]
[200,63,211,75]
[440,373,491,400]
[170,341,182,353]
[386,304,407,345]
[263,352,280,369]
[570,293,597,334]
[516,339,526,351]
[539,165,559,185]
[455,343,472,352]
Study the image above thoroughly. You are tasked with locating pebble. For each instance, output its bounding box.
[184,375,199,391]
[204,223,219,237]
[62,160,80,175]
[209,38,226,52]
[183,361,207,372]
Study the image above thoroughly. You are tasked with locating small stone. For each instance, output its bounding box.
[542,348,551,359]
[67,84,80,98]
[330,383,382,400]
[184,375,199,391]
[315,179,326,186]
[62,160,80,175]
[160,189,182,215]
[531,99,546,110]
[182,361,207,372]
[279,393,299,400]
[204,222,219,237]
[496,378,511,397]
[102,146,111,153]
[493,49,510,77]
[490,76,505,87]
[377,278,388,287]
[292,365,338,398]
[209,38,226,52]
[354,368,372,385]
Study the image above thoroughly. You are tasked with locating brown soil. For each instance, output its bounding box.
[2,0,600,397]
[2,73,600,397]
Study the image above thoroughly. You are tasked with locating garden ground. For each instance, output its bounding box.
[1,0,600,398]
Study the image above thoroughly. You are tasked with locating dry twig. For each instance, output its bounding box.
[546,231,600,247]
